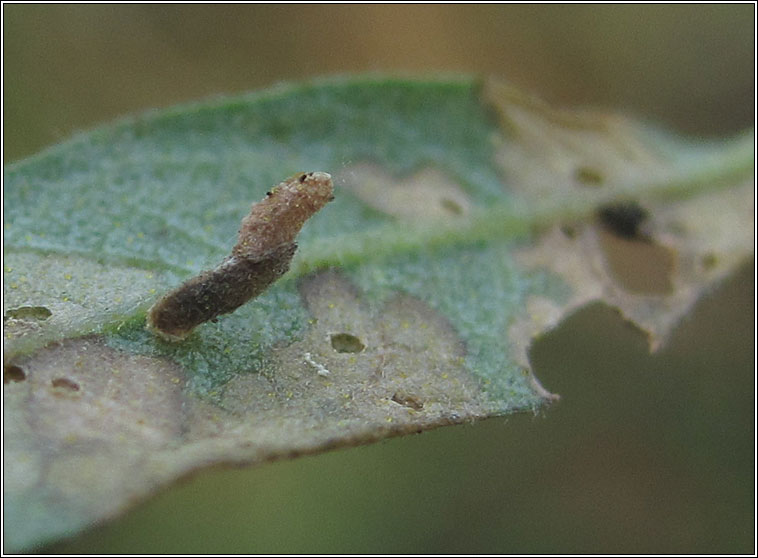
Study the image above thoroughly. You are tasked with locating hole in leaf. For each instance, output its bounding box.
[575,166,605,187]
[4,306,52,321]
[391,392,424,410]
[52,377,80,392]
[597,201,649,240]
[330,333,365,353]
[440,198,463,215]
[598,228,674,295]
[4,365,26,384]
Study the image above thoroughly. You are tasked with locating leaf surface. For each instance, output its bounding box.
[3,76,753,551]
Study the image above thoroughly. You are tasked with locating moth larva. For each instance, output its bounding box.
[147,171,334,341]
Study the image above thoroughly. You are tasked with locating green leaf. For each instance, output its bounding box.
[3,76,753,551]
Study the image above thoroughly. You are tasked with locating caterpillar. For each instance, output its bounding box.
[147,171,334,341]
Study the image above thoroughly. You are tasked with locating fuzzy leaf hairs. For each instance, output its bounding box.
[147,172,334,341]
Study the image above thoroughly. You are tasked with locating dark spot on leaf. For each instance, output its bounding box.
[4,365,26,384]
[330,333,365,353]
[440,198,463,215]
[560,224,577,239]
[52,378,80,392]
[702,252,717,270]
[4,306,52,322]
[391,392,424,410]
[597,201,648,239]
[575,166,604,187]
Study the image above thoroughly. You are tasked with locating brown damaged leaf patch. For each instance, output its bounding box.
[336,162,471,220]
[4,337,185,532]
[510,182,754,353]
[3,271,497,548]
[483,78,670,206]
[485,77,753,355]
[199,270,489,449]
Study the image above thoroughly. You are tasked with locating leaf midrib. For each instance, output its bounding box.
[6,127,752,279]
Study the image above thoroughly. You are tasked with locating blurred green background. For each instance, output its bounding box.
[4,4,754,553]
